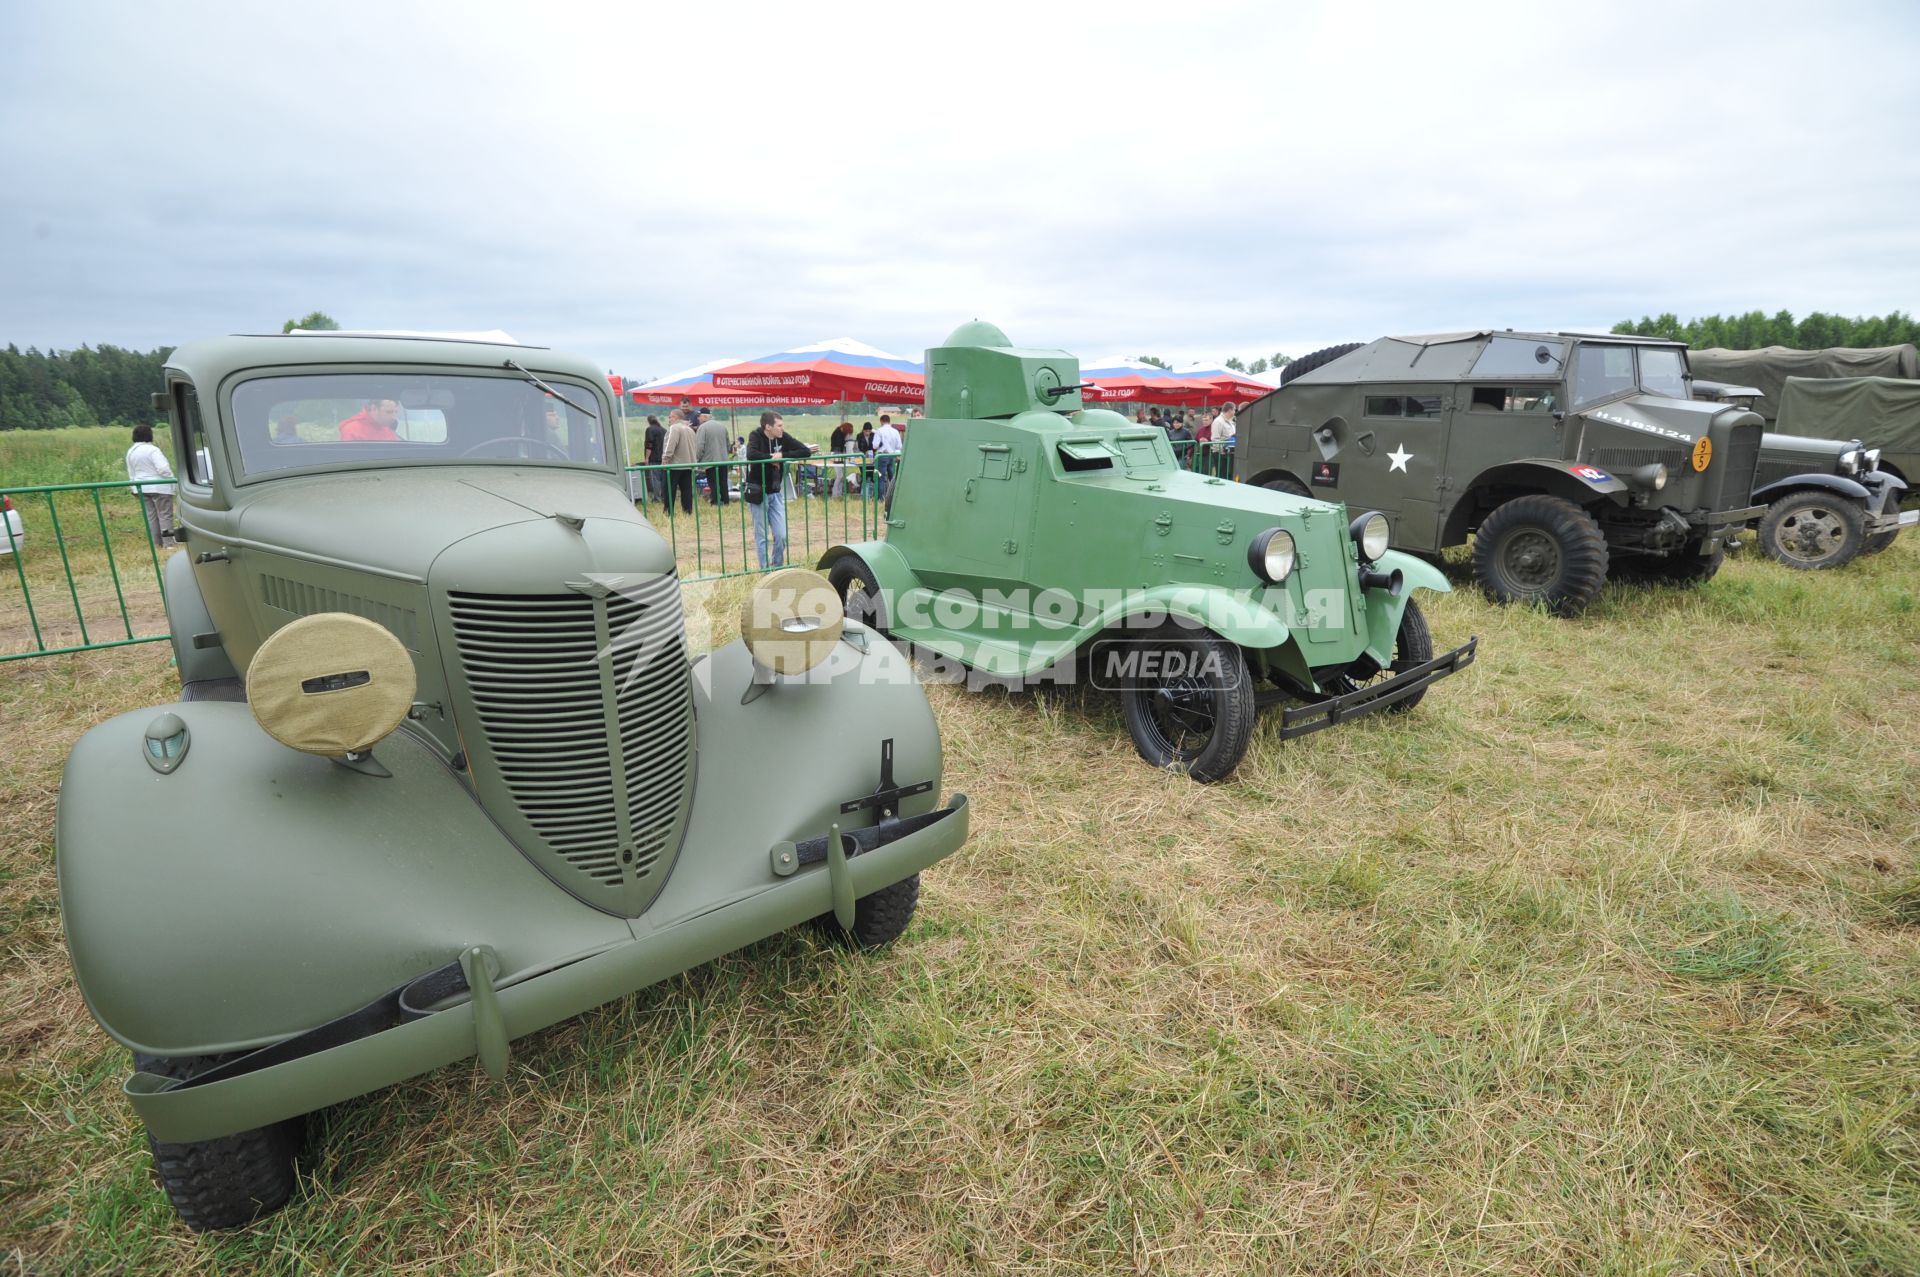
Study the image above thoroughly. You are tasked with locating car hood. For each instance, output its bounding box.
[1574,394,1754,445]
[1758,432,1861,460]
[234,467,646,579]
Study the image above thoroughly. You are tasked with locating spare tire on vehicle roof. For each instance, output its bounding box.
[1279,342,1365,386]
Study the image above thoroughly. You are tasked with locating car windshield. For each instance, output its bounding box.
[229,372,613,479]
[1570,344,1640,406]
[1637,347,1688,398]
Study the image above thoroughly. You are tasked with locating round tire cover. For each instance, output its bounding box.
[738,568,844,675]
[247,613,416,754]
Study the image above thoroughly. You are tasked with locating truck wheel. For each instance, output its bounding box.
[134,1052,302,1232]
[1472,494,1609,617]
[1318,597,1434,712]
[1279,343,1364,386]
[819,873,921,948]
[825,553,887,631]
[1758,492,1866,569]
[1862,529,1897,556]
[1259,476,1313,499]
[1114,626,1256,783]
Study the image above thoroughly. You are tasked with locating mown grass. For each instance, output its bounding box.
[3,486,1918,1271]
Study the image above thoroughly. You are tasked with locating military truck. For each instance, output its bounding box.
[1776,376,1920,499]
[1693,379,1912,566]
[57,333,968,1230]
[1235,331,1768,616]
[819,322,1474,784]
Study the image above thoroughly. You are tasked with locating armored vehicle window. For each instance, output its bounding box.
[229,373,612,479]
[1364,395,1443,418]
[1638,348,1688,399]
[1572,344,1638,406]
[1470,336,1566,379]
[1467,387,1556,413]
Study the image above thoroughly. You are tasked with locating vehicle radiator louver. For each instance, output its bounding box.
[447,576,694,915]
[1715,423,1764,509]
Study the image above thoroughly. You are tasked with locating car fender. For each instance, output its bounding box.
[817,539,921,605]
[1754,473,1870,505]
[1079,583,1292,650]
[163,551,239,688]
[1447,460,1623,543]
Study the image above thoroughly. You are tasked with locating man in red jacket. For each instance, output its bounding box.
[339,398,402,441]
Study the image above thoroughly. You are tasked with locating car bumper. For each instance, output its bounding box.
[1275,637,1477,740]
[126,794,970,1144]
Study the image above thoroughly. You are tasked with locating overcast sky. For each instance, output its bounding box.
[3,0,1916,378]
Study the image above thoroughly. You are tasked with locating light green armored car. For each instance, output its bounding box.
[819,322,1475,783]
[57,333,968,1230]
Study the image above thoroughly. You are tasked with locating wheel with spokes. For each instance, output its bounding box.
[1758,491,1866,570]
[1112,625,1255,783]
[1316,597,1434,712]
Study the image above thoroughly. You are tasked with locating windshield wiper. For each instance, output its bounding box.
[503,359,599,421]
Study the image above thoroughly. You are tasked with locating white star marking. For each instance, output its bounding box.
[1387,444,1413,473]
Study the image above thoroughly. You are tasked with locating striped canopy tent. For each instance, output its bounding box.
[631,359,835,408]
[1168,363,1274,405]
[708,337,925,403]
[1079,356,1209,407]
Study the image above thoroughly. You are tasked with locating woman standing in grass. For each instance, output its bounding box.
[125,424,175,545]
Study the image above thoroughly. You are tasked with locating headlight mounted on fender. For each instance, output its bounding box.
[1248,528,1296,583]
[1838,448,1863,475]
[1351,512,1390,563]
[1630,462,1669,491]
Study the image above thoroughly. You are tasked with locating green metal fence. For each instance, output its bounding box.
[1,478,174,662]
[0,441,1239,662]
[624,451,889,582]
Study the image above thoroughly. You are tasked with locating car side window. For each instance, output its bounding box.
[1365,394,1444,419]
[1467,386,1556,414]
[172,382,214,484]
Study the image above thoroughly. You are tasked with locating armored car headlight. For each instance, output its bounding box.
[741,567,844,675]
[1631,462,1669,491]
[1248,528,1296,583]
[1351,512,1390,563]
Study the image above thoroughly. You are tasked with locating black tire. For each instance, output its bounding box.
[135,1052,302,1232]
[1279,342,1365,387]
[1862,529,1897,556]
[1259,475,1313,499]
[824,552,887,631]
[1317,597,1435,713]
[1111,625,1256,783]
[1758,491,1866,570]
[819,872,921,948]
[1472,494,1610,617]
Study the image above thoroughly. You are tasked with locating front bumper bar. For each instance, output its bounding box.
[1276,637,1477,740]
[128,795,970,1144]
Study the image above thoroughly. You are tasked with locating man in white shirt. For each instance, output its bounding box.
[872,414,904,500]
[1210,402,1238,445]
[125,424,177,544]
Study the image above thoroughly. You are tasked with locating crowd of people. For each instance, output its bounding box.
[1131,401,1239,453]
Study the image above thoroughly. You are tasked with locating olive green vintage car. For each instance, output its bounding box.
[819,322,1474,783]
[1236,332,1769,616]
[57,333,967,1230]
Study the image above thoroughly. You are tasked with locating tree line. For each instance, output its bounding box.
[0,344,174,432]
[1611,309,1920,350]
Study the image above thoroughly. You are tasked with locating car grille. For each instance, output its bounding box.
[1714,422,1763,508]
[1586,446,1688,474]
[447,576,693,911]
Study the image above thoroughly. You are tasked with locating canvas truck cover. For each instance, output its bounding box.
[1777,376,1920,455]
[1689,346,1920,423]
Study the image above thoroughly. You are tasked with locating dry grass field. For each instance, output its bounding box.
[2,426,1918,1274]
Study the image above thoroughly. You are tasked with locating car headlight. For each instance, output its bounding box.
[1248,528,1296,583]
[1350,511,1390,563]
[1839,448,1863,475]
[740,567,844,674]
[1864,448,1882,469]
[1631,462,1669,491]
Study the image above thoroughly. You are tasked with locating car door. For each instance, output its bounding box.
[1340,386,1449,548]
